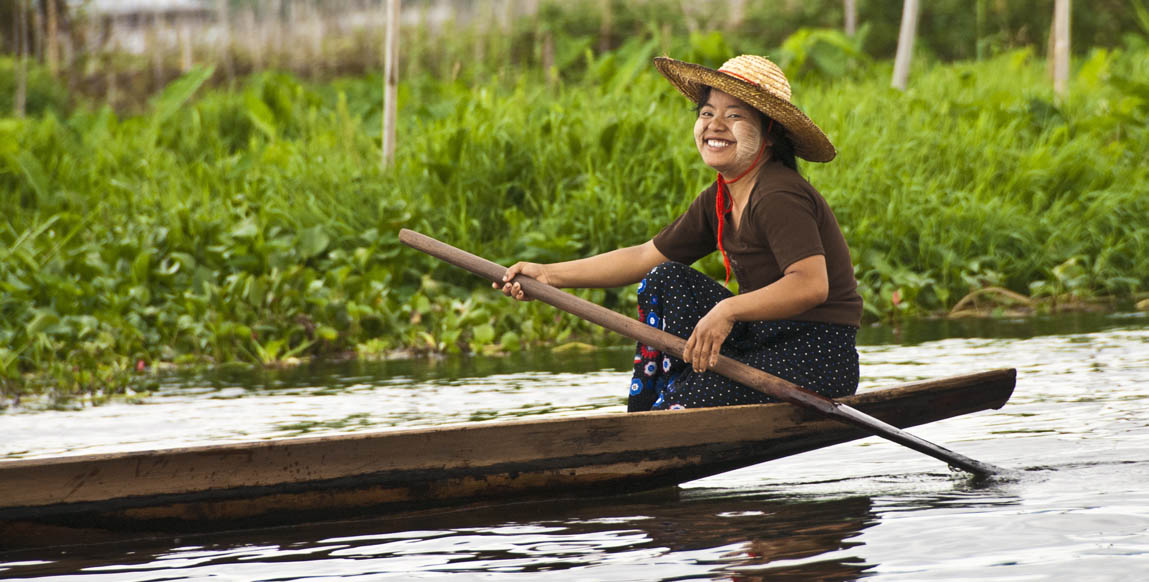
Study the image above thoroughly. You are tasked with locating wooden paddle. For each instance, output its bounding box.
[399,229,1006,477]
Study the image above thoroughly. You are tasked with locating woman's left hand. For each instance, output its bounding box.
[683,301,735,373]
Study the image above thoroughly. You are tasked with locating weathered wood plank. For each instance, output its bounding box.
[0,369,1014,535]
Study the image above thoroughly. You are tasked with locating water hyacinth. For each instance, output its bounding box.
[2,40,1147,405]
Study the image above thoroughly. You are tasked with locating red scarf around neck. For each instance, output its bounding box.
[714,128,770,286]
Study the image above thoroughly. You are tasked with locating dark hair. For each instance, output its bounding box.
[694,86,799,172]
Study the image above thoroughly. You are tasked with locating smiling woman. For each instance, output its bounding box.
[495,54,862,413]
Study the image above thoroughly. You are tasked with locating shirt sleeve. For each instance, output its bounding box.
[652,184,718,265]
[752,190,825,271]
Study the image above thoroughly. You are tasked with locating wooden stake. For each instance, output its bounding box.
[45,0,59,75]
[382,0,400,169]
[844,0,857,37]
[1052,0,1071,100]
[14,0,27,118]
[891,0,918,91]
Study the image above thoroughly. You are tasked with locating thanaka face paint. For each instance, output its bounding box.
[693,89,770,178]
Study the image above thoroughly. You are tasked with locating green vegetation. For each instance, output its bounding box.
[3,26,1148,405]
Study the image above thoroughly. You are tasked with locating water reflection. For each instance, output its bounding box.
[855,311,1149,345]
[1,489,879,581]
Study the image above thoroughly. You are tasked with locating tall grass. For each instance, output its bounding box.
[2,40,1147,405]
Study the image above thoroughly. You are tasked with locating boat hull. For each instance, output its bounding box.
[0,369,1015,544]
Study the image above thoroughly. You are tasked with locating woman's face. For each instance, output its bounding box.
[693,89,769,177]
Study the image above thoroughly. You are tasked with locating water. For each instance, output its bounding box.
[2,313,1148,580]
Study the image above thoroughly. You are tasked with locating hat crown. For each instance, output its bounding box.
[651,54,836,161]
[718,55,791,102]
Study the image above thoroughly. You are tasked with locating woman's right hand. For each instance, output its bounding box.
[494,262,551,301]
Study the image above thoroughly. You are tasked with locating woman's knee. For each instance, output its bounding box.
[639,261,695,294]
[648,261,693,278]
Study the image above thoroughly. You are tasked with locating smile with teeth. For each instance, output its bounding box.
[706,139,733,149]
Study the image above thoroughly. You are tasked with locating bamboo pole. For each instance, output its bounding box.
[382,0,400,169]
[891,0,919,91]
[45,0,59,75]
[1052,0,1071,100]
[844,0,857,37]
[14,0,27,118]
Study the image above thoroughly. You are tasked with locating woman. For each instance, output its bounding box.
[496,55,862,412]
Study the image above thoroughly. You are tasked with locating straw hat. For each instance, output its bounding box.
[653,55,836,162]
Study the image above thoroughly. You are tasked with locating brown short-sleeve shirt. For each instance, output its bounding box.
[652,160,863,327]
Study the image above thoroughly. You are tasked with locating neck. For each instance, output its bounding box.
[718,140,770,186]
[719,161,764,192]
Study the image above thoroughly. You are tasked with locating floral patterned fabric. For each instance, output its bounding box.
[628,262,859,412]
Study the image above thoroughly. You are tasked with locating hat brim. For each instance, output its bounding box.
[653,57,836,163]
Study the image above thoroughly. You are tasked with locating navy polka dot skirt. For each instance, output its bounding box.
[628,262,860,412]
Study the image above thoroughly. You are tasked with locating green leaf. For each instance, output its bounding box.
[499,331,521,352]
[132,250,153,283]
[472,323,496,345]
[245,90,279,140]
[150,65,215,129]
[13,151,50,200]
[26,311,60,336]
[299,226,330,259]
[231,217,260,239]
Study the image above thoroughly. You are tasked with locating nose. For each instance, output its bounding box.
[706,115,730,133]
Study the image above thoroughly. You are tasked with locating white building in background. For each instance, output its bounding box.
[68,0,527,59]
[78,0,210,17]
[72,0,214,55]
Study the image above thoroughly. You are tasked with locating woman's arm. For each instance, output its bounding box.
[495,240,669,300]
[683,253,829,371]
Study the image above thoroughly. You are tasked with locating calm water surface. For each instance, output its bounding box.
[2,313,1148,581]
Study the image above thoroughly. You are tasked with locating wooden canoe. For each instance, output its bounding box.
[0,368,1014,546]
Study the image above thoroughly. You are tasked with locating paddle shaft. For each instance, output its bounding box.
[399,229,1004,477]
